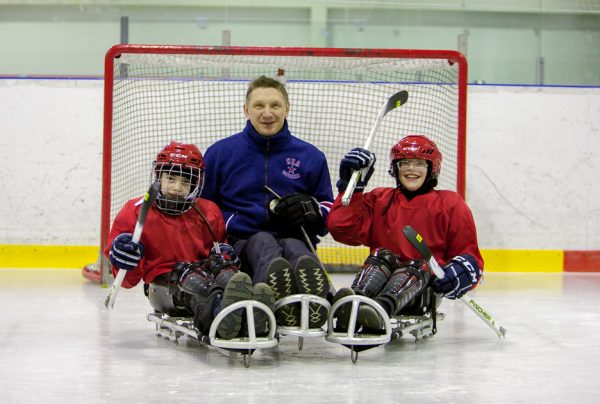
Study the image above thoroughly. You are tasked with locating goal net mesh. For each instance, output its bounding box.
[86,46,466,283]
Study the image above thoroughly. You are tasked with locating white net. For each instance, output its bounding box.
[93,46,466,282]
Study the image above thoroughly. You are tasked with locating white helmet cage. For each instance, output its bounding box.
[151,162,205,215]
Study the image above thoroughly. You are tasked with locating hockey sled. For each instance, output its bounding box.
[274,293,331,351]
[326,294,443,363]
[147,300,278,368]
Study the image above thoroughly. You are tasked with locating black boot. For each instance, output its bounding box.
[170,262,224,336]
[191,290,223,336]
[215,272,253,339]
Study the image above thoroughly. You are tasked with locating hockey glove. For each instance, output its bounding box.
[109,233,144,271]
[336,148,376,193]
[432,254,482,299]
[269,193,322,229]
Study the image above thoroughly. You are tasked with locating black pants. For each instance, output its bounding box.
[232,232,317,284]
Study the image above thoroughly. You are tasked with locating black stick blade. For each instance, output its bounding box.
[402,225,433,261]
[137,180,160,227]
[384,90,409,115]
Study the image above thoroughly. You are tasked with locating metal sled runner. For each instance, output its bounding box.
[147,300,278,368]
[273,293,332,350]
[326,294,443,363]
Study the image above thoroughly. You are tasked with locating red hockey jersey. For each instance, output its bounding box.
[327,188,484,270]
[105,197,227,288]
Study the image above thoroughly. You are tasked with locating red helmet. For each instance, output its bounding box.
[155,141,205,170]
[153,141,205,215]
[389,135,442,179]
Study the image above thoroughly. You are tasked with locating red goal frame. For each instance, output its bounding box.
[83,44,468,284]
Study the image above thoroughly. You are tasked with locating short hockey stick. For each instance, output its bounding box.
[402,225,507,338]
[264,185,330,279]
[104,181,160,309]
[190,203,221,254]
[341,90,409,206]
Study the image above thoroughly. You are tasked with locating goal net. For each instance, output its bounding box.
[83,45,467,284]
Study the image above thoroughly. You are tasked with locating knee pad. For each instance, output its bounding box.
[351,248,399,297]
[399,259,431,285]
[171,262,221,298]
[203,254,240,287]
[180,268,220,298]
[376,260,430,315]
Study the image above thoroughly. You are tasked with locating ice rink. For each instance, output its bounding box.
[1,269,599,403]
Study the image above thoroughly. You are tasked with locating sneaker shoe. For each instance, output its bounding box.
[294,255,330,328]
[216,272,253,339]
[332,287,355,332]
[266,257,299,327]
[251,283,276,337]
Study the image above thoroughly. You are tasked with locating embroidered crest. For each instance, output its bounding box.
[282,157,301,179]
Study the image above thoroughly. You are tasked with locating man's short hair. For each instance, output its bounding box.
[245,75,289,105]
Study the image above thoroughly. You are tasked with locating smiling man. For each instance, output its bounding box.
[202,76,334,329]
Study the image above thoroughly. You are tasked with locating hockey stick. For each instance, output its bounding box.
[341,90,409,206]
[264,185,329,278]
[105,181,160,309]
[402,225,507,338]
[190,203,221,254]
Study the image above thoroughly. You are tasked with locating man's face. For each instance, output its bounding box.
[244,87,290,137]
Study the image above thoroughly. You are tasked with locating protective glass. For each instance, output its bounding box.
[396,159,428,170]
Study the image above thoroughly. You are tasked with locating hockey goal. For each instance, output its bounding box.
[83,44,467,284]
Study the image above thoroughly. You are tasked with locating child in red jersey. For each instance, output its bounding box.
[327,135,484,331]
[105,141,275,339]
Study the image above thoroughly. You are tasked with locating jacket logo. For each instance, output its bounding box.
[283,157,301,179]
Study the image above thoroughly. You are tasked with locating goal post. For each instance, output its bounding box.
[83,44,467,284]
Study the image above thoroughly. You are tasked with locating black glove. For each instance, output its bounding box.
[109,233,144,271]
[432,254,481,299]
[269,192,322,229]
[336,148,376,193]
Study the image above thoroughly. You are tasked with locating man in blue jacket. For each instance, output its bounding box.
[202,75,334,328]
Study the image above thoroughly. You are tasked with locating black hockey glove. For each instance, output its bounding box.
[269,192,323,229]
[109,233,145,271]
[432,254,482,299]
[336,148,376,193]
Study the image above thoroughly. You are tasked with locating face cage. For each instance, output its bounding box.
[151,163,205,215]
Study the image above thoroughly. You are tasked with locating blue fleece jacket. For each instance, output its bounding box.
[202,120,333,245]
